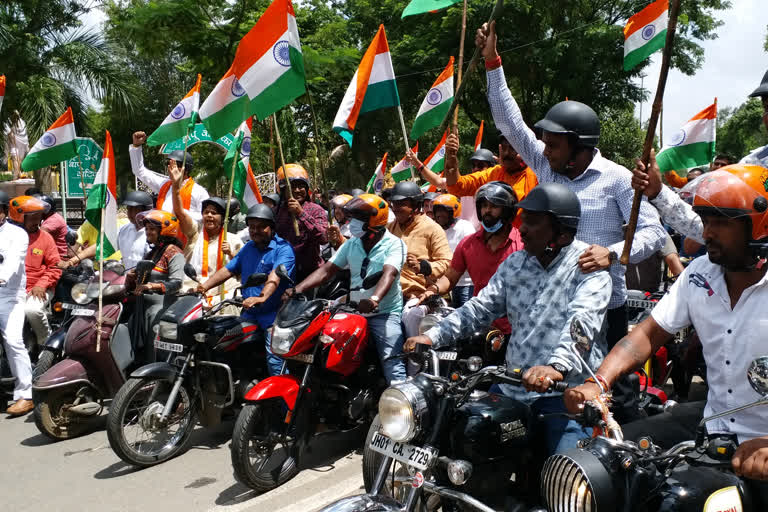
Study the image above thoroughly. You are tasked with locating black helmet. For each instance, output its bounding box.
[534,101,600,147]
[470,148,496,164]
[517,183,581,231]
[0,190,9,208]
[348,188,365,198]
[35,194,56,213]
[423,191,440,202]
[123,190,153,208]
[263,193,281,206]
[229,197,241,217]
[390,181,424,205]
[245,203,275,225]
[167,150,194,172]
[475,181,517,221]
[201,197,227,216]
[749,70,768,98]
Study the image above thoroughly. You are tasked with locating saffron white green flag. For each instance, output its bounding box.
[0,75,5,114]
[366,153,388,194]
[147,74,201,147]
[623,0,668,71]
[656,102,717,173]
[231,118,263,209]
[85,130,118,260]
[21,107,77,172]
[390,144,418,183]
[474,120,484,151]
[423,130,448,173]
[410,57,453,140]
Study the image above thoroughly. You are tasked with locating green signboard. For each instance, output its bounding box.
[61,137,102,198]
[161,124,235,154]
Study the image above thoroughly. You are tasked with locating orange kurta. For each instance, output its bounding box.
[447,165,538,204]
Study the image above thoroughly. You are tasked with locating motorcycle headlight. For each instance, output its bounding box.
[418,313,442,336]
[157,320,178,341]
[378,381,429,443]
[541,448,615,512]
[271,324,296,355]
[71,283,89,304]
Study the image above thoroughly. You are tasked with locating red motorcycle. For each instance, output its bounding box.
[230,265,386,492]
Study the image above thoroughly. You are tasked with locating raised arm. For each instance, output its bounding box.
[168,160,197,239]
[128,131,167,193]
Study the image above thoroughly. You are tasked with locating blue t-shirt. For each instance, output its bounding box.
[226,235,295,328]
[329,231,406,314]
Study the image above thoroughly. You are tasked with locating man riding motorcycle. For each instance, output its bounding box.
[406,183,612,455]
[566,166,768,494]
[283,194,407,384]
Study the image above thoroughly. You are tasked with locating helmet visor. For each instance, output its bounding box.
[691,170,766,219]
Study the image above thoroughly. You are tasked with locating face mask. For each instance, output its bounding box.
[482,219,503,233]
[348,218,367,238]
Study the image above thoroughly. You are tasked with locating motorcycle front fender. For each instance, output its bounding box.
[43,325,68,352]
[243,374,305,410]
[32,358,96,392]
[130,362,178,382]
[316,494,403,512]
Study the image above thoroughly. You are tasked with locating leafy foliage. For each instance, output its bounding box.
[717,98,768,161]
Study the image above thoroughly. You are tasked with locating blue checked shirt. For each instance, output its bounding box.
[487,65,667,308]
[425,240,611,403]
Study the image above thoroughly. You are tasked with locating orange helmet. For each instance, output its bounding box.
[331,194,353,210]
[690,165,768,242]
[343,194,389,229]
[276,164,310,190]
[432,194,462,219]
[9,195,50,224]
[137,209,182,242]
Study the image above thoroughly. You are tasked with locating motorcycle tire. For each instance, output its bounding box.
[362,414,383,492]
[106,377,197,468]
[32,350,56,382]
[33,388,100,440]
[231,400,306,492]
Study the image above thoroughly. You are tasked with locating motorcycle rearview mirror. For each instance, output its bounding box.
[183,263,199,282]
[0,254,4,264]
[568,318,604,392]
[103,260,125,275]
[244,272,268,288]
[362,270,384,290]
[274,264,294,286]
[418,259,432,277]
[488,330,505,352]
[136,259,154,281]
[80,258,94,271]
[65,229,78,246]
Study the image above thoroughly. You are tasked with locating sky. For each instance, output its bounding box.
[637,0,766,146]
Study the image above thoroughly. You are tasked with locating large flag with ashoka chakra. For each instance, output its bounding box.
[85,131,118,260]
[21,107,77,172]
[333,25,400,147]
[623,0,668,71]
[656,101,716,173]
[0,75,5,114]
[147,74,201,147]
[366,153,388,194]
[231,118,263,209]
[410,57,454,140]
[199,0,305,139]
[424,130,448,173]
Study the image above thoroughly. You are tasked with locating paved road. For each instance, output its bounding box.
[0,412,365,512]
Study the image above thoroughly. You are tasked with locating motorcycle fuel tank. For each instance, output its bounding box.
[322,313,368,376]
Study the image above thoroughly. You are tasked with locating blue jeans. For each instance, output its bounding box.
[489,386,590,455]
[451,285,474,308]
[264,329,284,377]
[367,312,406,384]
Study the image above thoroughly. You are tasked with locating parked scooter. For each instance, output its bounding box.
[105,265,270,468]
[230,264,387,492]
[32,259,197,440]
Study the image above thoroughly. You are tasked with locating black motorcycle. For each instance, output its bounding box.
[540,355,768,512]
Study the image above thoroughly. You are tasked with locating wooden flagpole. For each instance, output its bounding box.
[304,88,332,221]
[95,188,106,352]
[452,0,469,133]
[272,114,301,236]
[620,0,681,265]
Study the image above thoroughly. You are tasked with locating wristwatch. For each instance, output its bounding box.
[608,250,619,264]
[549,362,569,379]
[369,295,380,303]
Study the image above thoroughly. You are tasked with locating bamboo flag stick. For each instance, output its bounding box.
[95,191,106,352]
[620,0,681,265]
[395,106,416,180]
[272,114,301,236]
[452,0,469,132]
[305,88,332,221]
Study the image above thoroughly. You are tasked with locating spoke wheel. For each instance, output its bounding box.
[106,377,197,467]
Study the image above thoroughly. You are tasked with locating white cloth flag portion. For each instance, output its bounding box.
[147,74,201,146]
[85,130,118,259]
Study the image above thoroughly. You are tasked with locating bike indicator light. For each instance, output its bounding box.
[447,459,473,486]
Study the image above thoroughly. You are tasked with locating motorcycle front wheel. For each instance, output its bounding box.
[231,400,307,492]
[33,387,101,440]
[106,377,197,468]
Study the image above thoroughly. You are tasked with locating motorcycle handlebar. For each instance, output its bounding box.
[502,366,568,393]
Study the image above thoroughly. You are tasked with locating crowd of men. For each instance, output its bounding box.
[2,20,768,495]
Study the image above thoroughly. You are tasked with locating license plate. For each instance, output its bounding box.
[61,303,78,310]
[368,431,435,471]
[437,351,457,361]
[155,340,184,353]
[288,353,314,364]
[72,308,95,316]
[626,299,656,309]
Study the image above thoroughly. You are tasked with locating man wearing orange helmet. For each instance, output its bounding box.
[285,194,407,383]
[274,164,329,282]
[566,167,768,487]
[430,194,477,307]
[10,196,62,349]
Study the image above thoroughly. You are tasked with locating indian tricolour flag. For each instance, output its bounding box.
[147,74,201,147]
[424,130,448,173]
[391,143,418,183]
[474,120,484,151]
[200,0,305,139]
[366,153,388,194]
[0,75,5,114]
[231,118,263,209]
[410,57,454,140]
[21,107,77,172]
[85,130,118,260]
[656,101,716,173]
[333,25,400,146]
[624,0,668,71]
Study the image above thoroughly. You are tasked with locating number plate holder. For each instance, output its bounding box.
[368,431,436,471]
[155,340,184,353]
[72,308,95,316]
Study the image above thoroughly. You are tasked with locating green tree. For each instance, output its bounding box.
[717,98,768,161]
[598,105,646,170]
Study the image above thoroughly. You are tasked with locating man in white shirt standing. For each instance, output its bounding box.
[129,131,209,221]
[566,166,768,486]
[117,190,152,269]
[431,193,477,307]
[0,191,33,416]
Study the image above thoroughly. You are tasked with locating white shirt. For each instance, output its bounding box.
[741,144,768,168]
[117,222,148,270]
[652,256,768,442]
[0,221,28,300]
[128,145,209,222]
[444,218,476,287]
[459,196,481,230]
